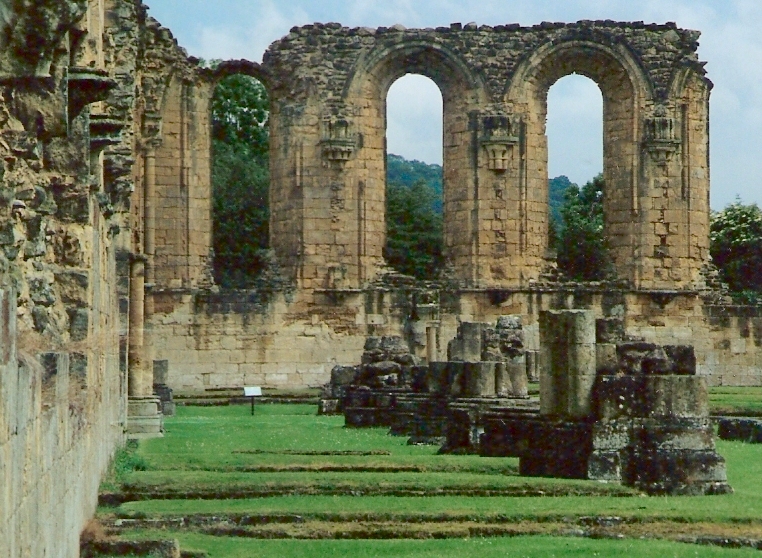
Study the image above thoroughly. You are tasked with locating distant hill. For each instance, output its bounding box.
[386,153,575,221]
[387,154,443,212]
[549,175,574,224]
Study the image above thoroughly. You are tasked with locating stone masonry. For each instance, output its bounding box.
[140,19,762,393]
[0,0,128,555]
[263,22,710,290]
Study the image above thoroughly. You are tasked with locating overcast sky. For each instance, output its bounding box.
[144,0,762,210]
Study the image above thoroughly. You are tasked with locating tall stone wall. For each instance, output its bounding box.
[0,289,123,557]
[262,22,711,291]
[0,0,152,555]
[93,14,759,395]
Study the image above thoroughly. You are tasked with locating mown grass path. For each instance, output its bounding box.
[96,403,762,557]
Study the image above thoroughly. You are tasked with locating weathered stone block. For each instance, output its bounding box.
[593,375,646,420]
[645,375,709,419]
[425,361,450,395]
[463,361,495,397]
[629,449,730,495]
[519,420,593,479]
[717,417,762,443]
[636,418,715,451]
[587,450,623,482]
[596,343,619,374]
[596,317,625,344]
[591,421,632,450]
[616,341,660,374]
[506,358,528,397]
[330,365,358,386]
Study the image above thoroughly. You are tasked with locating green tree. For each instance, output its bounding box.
[555,173,611,280]
[210,74,270,288]
[384,179,444,279]
[710,199,762,301]
[211,74,269,160]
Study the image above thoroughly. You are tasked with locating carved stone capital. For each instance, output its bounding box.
[480,115,519,171]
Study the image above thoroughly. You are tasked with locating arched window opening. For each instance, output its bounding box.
[210,73,270,288]
[384,74,444,280]
[546,74,608,280]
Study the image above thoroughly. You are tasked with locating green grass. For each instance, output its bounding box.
[710,387,762,415]
[119,532,762,558]
[134,404,515,473]
[102,404,762,557]
[117,406,762,522]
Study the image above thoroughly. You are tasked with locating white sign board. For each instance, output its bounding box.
[244,386,262,397]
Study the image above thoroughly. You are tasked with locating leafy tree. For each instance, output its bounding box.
[210,74,270,288]
[387,154,443,212]
[710,199,762,300]
[555,173,611,280]
[211,74,269,161]
[384,179,444,279]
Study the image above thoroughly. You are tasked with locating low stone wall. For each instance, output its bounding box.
[150,287,762,392]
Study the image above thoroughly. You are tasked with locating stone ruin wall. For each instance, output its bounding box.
[263,21,710,290]
[145,20,762,392]
[0,0,215,554]
[151,287,762,391]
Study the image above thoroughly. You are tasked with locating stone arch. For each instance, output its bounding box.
[342,41,489,285]
[504,39,654,285]
[263,22,711,291]
[207,59,272,92]
[204,60,272,287]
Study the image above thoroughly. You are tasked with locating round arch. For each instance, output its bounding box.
[342,40,488,283]
[504,39,655,284]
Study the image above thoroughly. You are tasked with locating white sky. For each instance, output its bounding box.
[144,0,762,209]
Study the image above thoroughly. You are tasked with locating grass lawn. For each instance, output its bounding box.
[97,402,762,557]
[119,532,762,558]
[710,387,762,415]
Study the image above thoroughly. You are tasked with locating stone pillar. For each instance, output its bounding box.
[127,254,146,397]
[463,362,496,397]
[525,350,539,382]
[126,254,162,437]
[426,326,437,362]
[494,362,509,396]
[143,146,157,285]
[539,309,596,418]
[507,357,528,398]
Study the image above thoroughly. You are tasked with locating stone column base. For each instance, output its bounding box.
[127,395,163,439]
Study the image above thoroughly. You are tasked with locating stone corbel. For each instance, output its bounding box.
[480,115,519,172]
[89,114,124,154]
[643,106,680,167]
[67,67,116,121]
[320,117,356,166]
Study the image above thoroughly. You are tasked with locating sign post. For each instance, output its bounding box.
[243,386,262,415]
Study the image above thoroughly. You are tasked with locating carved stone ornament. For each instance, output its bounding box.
[320,117,356,165]
[67,67,117,121]
[644,105,680,167]
[480,115,519,171]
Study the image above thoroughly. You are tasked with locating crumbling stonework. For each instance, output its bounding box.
[0,0,129,555]
[263,21,710,290]
[138,19,762,394]
[0,3,757,550]
[481,309,730,495]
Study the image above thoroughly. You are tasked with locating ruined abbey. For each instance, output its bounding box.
[0,0,760,555]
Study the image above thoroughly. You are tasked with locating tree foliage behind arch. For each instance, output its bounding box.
[211,74,270,288]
